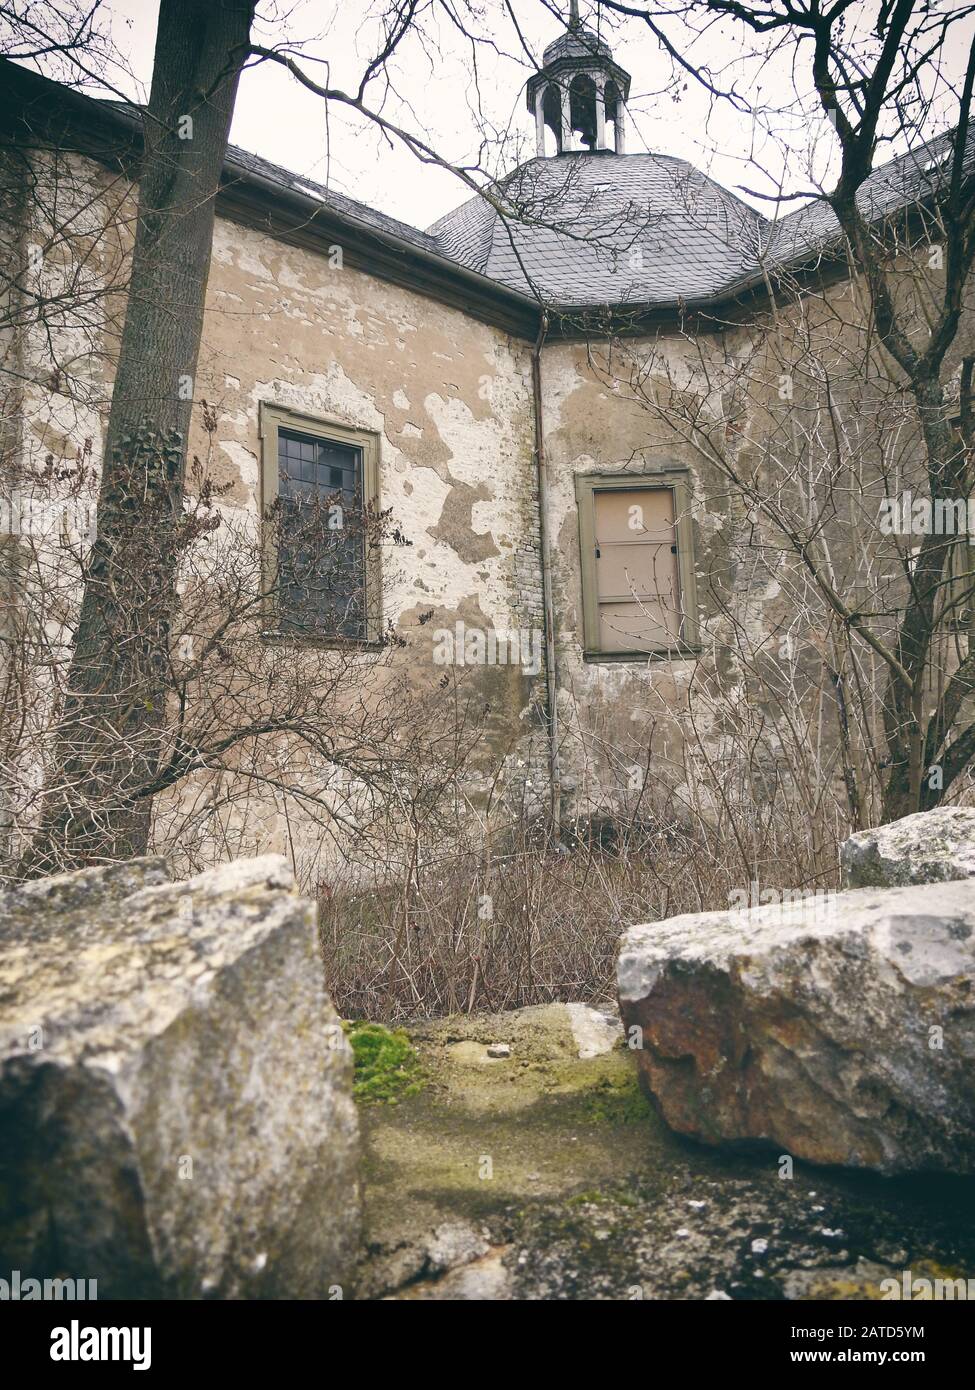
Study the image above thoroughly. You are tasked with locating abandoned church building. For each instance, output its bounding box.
[1,22,973,883]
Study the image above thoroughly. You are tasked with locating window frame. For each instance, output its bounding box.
[259,403,382,646]
[575,469,700,661]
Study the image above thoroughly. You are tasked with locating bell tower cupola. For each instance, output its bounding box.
[526,3,631,156]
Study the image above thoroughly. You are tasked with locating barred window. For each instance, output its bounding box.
[260,407,380,643]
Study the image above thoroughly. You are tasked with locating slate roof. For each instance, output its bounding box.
[427,152,767,305]
[427,124,975,309]
[763,124,975,273]
[222,141,443,258]
[94,96,448,261]
[542,25,613,65]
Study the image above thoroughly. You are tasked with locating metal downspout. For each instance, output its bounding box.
[531,310,562,833]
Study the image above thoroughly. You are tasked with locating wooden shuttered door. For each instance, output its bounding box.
[593,486,682,651]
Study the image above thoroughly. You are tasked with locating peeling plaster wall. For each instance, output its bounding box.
[8,140,974,874]
[159,214,551,869]
[538,333,729,816]
[538,258,975,829]
[537,317,855,823]
[199,216,536,608]
[201,225,539,596]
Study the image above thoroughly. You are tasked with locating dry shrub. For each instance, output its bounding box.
[319,751,844,1024]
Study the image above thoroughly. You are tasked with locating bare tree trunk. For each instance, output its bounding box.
[24,0,255,875]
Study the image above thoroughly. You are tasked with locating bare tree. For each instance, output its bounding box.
[6,0,652,876]
[18,0,256,873]
[597,0,975,821]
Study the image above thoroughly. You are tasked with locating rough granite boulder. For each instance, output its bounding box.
[0,854,359,1298]
[841,806,975,888]
[617,881,975,1174]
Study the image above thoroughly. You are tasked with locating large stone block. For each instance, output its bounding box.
[617,881,975,1174]
[841,806,975,888]
[0,855,359,1298]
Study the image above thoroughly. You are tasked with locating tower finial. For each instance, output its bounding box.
[569,0,580,27]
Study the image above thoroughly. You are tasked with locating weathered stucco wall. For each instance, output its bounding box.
[538,329,748,821]
[149,204,553,875]
[6,136,975,879]
[537,246,975,836]
[198,214,537,632]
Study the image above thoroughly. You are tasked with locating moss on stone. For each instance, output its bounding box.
[354,1004,975,1300]
[344,1021,425,1105]
[573,1070,650,1125]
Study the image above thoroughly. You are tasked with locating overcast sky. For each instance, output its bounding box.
[64,0,975,230]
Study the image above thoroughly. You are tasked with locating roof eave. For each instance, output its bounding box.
[1,57,965,343]
[0,57,542,339]
[217,159,543,337]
